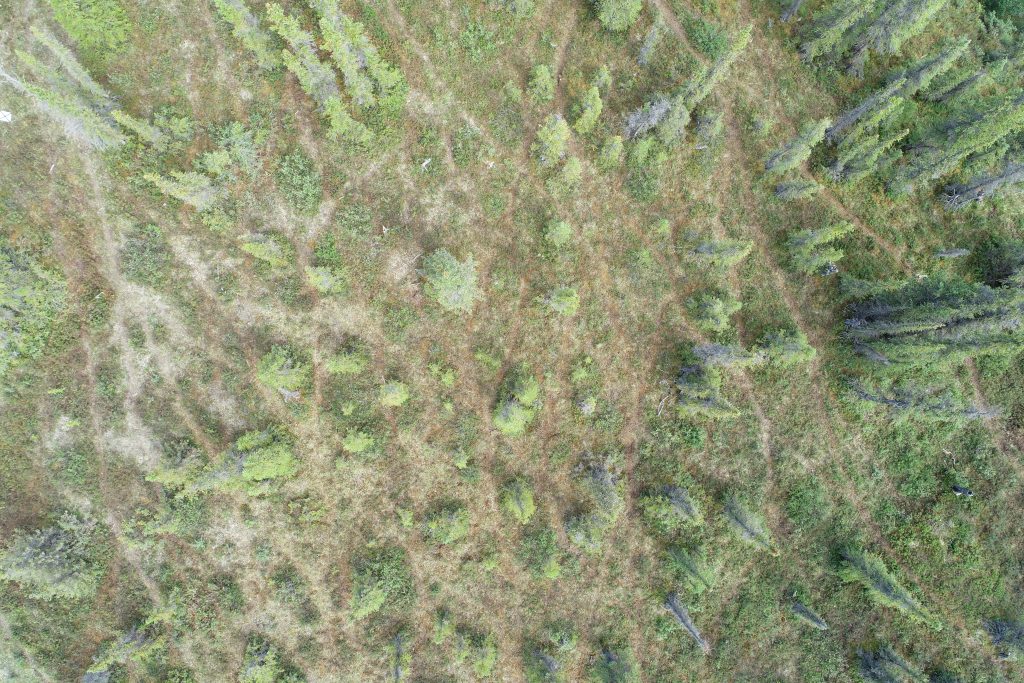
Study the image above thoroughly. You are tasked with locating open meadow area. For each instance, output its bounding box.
[2,0,1024,680]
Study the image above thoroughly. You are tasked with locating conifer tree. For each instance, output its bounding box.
[788,222,854,275]
[310,0,407,112]
[688,239,753,269]
[533,114,571,167]
[144,171,225,211]
[826,79,906,143]
[0,241,66,381]
[212,0,281,70]
[847,0,952,77]
[944,162,1024,209]
[985,619,1024,657]
[791,601,829,630]
[829,127,908,183]
[0,513,101,601]
[694,343,762,369]
[676,368,739,418]
[857,646,928,683]
[422,249,481,313]
[765,118,831,175]
[844,273,1024,362]
[594,0,643,33]
[111,110,166,147]
[687,292,742,332]
[799,0,877,62]
[848,380,996,421]
[755,329,816,366]
[28,26,110,106]
[775,178,821,200]
[4,30,123,149]
[724,497,776,554]
[624,97,670,140]
[664,593,710,654]
[573,85,603,135]
[683,25,752,110]
[891,38,970,97]
[656,94,690,147]
[839,548,935,625]
[666,545,716,594]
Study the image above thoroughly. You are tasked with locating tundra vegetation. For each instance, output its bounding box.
[1,0,1024,680]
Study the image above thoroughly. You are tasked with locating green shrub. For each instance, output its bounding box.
[341,429,375,455]
[0,512,102,601]
[528,64,556,104]
[257,345,310,393]
[544,286,580,316]
[455,629,499,678]
[546,157,583,196]
[518,525,563,579]
[422,249,482,313]
[48,0,130,58]
[234,427,298,484]
[0,240,66,380]
[276,150,322,215]
[349,547,414,620]
[532,114,571,167]
[121,224,170,286]
[493,365,542,436]
[500,478,537,524]
[304,265,348,295]
[324,347,369,375]
[379,381,410,407]
[544,219,574,250]
[424,503,471,545]
[594,0,643,32]
[597,135,624,170]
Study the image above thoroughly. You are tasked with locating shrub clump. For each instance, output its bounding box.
[349,546,414,620]
[0,512,103,601]
[422,249,482,313]
[493,365,542,437]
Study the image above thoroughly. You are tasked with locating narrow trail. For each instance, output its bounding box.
[552,10,578,115]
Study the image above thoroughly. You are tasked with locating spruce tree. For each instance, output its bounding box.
[847,0,952,77]
[844,273,1024,362]
[724,497,775,554]
[664,593,710,654]
[857,646,928,683]
[944,161,1024,209]
[212,0,281,70]
[573,85,603,135]
[839,548,935,625]
[788,222,854,275]
[775,178,821,200]
[683,25,752,110]
[765,118,831,175]
[892,95,1024,193]
[799,0,877,62]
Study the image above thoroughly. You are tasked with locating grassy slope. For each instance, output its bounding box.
[0,0,1023,680]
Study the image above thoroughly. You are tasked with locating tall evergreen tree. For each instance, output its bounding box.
[212,0,281,70]
[799,0,877,62]
[765,118,831,175]
[944,161,1024,209]
[847,0,953,77]
[844,273,1024,362]
[892,95,1024,193]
